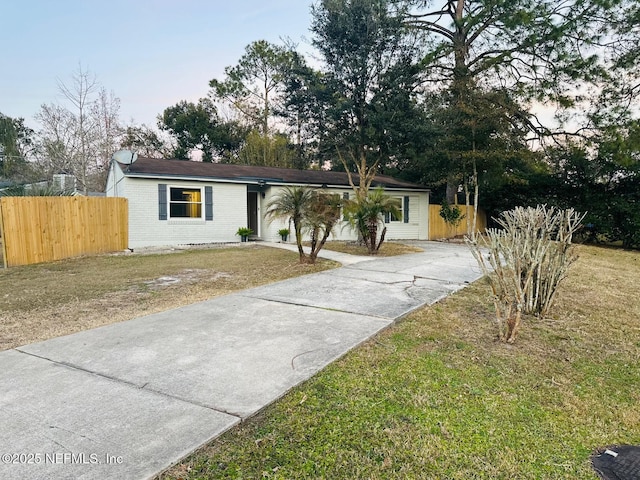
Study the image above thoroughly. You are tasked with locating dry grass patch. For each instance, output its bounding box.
[317,241,423,256]
[0,244,337,351]
[160,245,640,480]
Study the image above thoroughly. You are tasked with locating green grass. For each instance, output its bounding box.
[160,245,640,479]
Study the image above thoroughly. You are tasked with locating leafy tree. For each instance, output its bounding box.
[278,52,329,169]
[434,86,533,234]
[475,150,553,222]
[309,0,425,200]
[580,1,640,127]
[404,0,617,117]
[159,98,245,161]
[569,122,640,248]
[236,130,297,168]
[120,124,173,158]
[402,0,627,202]
[343,187,401,254]
[0,113,33,179]
[210,40,296,137]
[482,123,640,249]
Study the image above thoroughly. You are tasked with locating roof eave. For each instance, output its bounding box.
[123,171,263,185]
[120,163,429,192]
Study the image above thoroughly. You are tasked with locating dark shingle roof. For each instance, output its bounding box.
[120,157,428,191]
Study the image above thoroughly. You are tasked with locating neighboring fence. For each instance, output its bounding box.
[0,197,128,267]
[429,204,487,240]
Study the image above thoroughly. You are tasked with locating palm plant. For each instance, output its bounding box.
[265,186,315,262]
[344,187,401,254]
[304,193,341,263]
[266,186,342,264]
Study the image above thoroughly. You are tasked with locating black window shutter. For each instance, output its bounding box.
[158,184,167,220]
[205,186,213,220]
[404,196,410,223]
[384,212,390,224]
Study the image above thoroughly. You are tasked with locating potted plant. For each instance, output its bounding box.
[236,227,253,242]
[278,228,290,242]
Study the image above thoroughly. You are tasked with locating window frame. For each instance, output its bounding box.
[387,196,404,223]
[167,185,205,220]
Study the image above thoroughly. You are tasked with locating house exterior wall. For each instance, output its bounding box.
[261,186,359,243]
[109,174,248,248]
[384,193,430,241]
[105,161,125,197]
[261,186,429,243]
[106,162,430,248]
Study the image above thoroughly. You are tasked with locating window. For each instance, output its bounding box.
[385,197,403,223]
[169,187,202,218]
[313,193,341,221]
[158,185,212,221]
[385,196,410,224]
[389,197,402,222]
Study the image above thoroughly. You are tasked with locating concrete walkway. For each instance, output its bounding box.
[0,241,482,480]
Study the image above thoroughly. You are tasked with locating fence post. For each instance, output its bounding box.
[0,200,7,268]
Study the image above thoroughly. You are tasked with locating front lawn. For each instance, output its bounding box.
[161,245,640,479]
[0,244,336,351]
[315,240,423,256]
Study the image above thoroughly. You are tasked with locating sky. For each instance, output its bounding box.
[0,0,316,130]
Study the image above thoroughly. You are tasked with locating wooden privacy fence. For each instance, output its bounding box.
[0,196,128,267]
[429,204,487,240]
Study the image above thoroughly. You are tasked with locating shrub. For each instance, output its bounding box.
[466,205,585,343]
[236,227,253,237]
[439,200,465,238]
[343,187,400,255]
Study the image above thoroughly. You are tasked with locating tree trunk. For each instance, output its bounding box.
[376,226,387,252]
[309,226,334,264]
[293,218,307,263]
[367,221,378,255]
[445,179,458,204]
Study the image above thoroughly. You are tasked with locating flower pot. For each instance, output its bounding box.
[241,235,248,242]
[280,235,288,242]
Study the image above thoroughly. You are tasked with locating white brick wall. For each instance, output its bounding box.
[261,186,429,243]
[116,177,248,248]
[260,186,355,243]
[106,163,430,248]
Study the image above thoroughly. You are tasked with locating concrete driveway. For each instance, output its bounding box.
[0,241,482,480]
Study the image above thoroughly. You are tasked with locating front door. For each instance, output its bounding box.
[247,191,259,237]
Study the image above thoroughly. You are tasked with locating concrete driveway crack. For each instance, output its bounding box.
[13,349,241,420]
[290,349,323,370]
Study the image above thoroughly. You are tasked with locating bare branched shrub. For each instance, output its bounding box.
[466,206,586,343]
